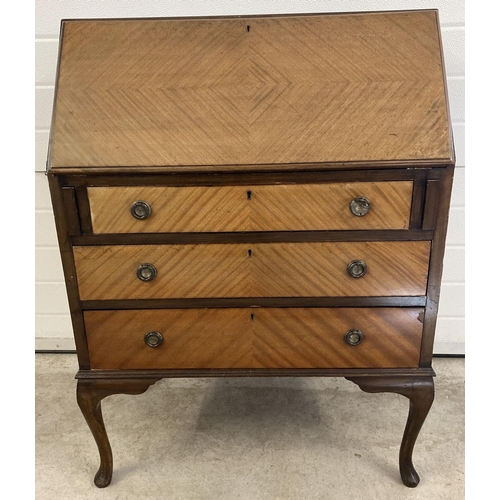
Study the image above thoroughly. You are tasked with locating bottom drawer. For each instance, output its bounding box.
[85,308,423,370]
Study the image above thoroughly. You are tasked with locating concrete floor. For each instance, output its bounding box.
[35,354,464,499]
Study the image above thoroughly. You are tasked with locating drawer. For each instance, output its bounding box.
[87,181,413,233]
[74,241,430,300]
[85,308,424,369]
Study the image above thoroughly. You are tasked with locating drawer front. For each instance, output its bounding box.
[74,241,430,300]
[85,308,424,369]
[87,181,413,233]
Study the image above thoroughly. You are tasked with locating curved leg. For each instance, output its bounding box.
[346,376,434,488]
[76,379,160,487]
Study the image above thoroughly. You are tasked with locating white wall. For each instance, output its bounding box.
[35,0,465,354]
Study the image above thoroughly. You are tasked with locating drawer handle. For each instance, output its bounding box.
[144,331,163,348]
[130,200,152,220]
[344,329,364,346]
[347,260,367,278]
[349,196,371,217]
[137,263,157,281]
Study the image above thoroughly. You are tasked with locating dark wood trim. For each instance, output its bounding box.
[60,168,442,188]
[36,351,462,359]
[409,180,426,229]
[72,230,433,246]
[76,367,435,380]
[420,165,455,366]
[35,350,77,354]
[347,376,434,487]
[81,296,427,310]
[61,187,81,235]
[47,174,90,369]
[422,180,441,230]
[74,186,92,234]
[52,161,451,176]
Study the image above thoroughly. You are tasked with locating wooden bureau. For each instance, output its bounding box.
[47,10,455,489]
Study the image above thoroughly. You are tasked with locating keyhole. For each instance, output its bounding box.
[247,249,252,258]
[247,190,252,200]
[250,313,254,321]
[247,25,251,32]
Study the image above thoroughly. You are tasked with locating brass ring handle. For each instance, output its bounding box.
[344,329,364,346]
[144,331,163,348]
[349,196,371,217]
[137,263,157,281]
[131,200,152,220]
[347,260,367,278]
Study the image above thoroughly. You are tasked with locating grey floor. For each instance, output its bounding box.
[36,354,464,499]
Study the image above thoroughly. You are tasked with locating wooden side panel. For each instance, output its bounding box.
[88,181,413,233]
[47,175,90,369]
[74,241,430,300]
[85,308,424,369]
[420,166,455,365]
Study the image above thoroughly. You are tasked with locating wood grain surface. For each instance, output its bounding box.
[88,181,413,233]
[85,308,424,369]
[73,241,430,300]
[49,11,451,170]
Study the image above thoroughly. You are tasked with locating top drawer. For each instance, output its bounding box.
[88,181,413,233]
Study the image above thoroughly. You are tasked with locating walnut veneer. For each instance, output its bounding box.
[47,10,454,489]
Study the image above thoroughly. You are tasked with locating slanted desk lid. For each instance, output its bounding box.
[48,10,454,173]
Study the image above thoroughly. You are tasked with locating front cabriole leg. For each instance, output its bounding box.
[346,376,434,488]
[76,378,160,487]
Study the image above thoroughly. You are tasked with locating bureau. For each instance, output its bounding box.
[47,11,455,489]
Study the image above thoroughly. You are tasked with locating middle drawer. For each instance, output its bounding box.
[74,241,430,300]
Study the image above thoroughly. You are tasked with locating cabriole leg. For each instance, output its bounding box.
[346,376,434,487]
[76,379,159,487]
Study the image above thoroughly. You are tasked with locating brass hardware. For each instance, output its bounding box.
[130,200,152,220]
[144,331,163,348]
[344,329,364,346]
[347,260,367,278]
[137,263,157,281]
[350,196,371,216]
